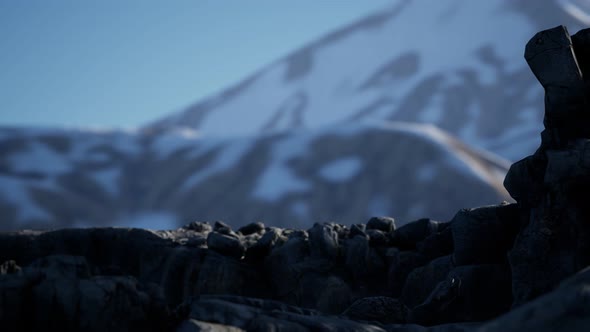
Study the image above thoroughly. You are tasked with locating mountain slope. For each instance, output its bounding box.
[146,0,586,161]
[0,123,510,231]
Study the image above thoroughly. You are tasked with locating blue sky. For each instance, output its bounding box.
[0,1,394,128]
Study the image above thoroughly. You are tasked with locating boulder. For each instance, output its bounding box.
[391,218,439,250]
[206,232,245,259]
[450,203,520,266]
[237,222,265,236]
[366,217,396,233]
[308,223,339,260]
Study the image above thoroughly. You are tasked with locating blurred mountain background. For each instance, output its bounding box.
[1,0,589,230]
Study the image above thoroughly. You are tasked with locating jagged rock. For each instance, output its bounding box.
[503,152,546,206]
[409,264,512,326]
[196,251,263,298]
[350,224,367,237]
[344,234,370,281]
[342,296,408,323]
[0,254,170,332]
[206,232,245,258]
[213,221,232,232]
[387,251,430,296]
[245,227,283,260]
[183,222,212,233]
[509,140,590,306]
[479,266,590,332]
[177,319,245,332]
[416,225,453,260]
[391,218,440,250]
[366,229,389,247]
[366,216,396,233]
[308,223,339,260]
[237,222,265,236]
[0,260,21,275]
[402,255,454,308]
[450,203,520,266]
[264,236,310,302]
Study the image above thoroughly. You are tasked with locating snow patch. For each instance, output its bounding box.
[0,176,52,222]
[151,128,203,159]
[91,167,120,196]
[318,157,363,182]
[9,141,70,175]
[182,137,257,189]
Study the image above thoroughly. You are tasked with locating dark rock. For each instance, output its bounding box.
[245,227,283,260]
[213,221,232,232]
[450,203,520,266]
[344,234,370,281]
[409,264,511,325]
[298,274,352,314]
[416,225,453,260]
[343,296,408,323]
[237,222,265,236]
[308,223,339,260]
[350,224,367,237]
[264,236,309,302]
[401,255,454,308]
[366,229,389,247]
[206,232,245,259]
[177,319,245,332]
[196,251,263,297]
[503,153,546,206]
[0,260,21,275]
[391,218,439,250]
[510,141,590,306]
[366,216,396,233]
[183,222,212,233]
[387,251,430,296]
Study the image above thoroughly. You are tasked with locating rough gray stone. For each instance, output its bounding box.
[308,223,339,260]
[237,222,265,236]
[206,232,245,259]
[367,216,396,233]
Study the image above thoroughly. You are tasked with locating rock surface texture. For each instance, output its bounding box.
[2,26,590,331]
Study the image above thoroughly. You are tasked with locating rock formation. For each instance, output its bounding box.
[2,26,590,331]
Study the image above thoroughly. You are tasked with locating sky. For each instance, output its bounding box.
[0,0,395,129]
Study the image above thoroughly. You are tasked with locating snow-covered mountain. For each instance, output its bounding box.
[146,0,587,161]
[0,122,510,230]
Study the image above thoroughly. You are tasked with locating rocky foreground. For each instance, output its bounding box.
[0,207,589,332]
[2,25,590,331]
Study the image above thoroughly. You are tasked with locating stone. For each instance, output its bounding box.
[366,216,396,233]
[237,222,265,236]
[350,224,367,237]
[366,229,389,247]
[387,251,429,297]
[308,223,339,260]
[342,296,408,324]
[415,225,453,260]
[0,260,21,275]
[450,203,520,266]
[245,227,283,260]
[391,218,439,250]
[183,222,212,233]
[408,264,512,325]
[401,255,454,308]
[206,232,245,259]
